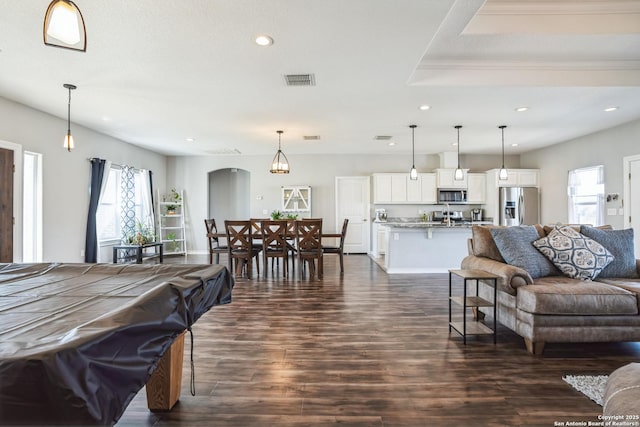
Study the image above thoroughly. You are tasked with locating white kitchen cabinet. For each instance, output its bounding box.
[373,173,436,204]
[373,174,393,203]
[467,173,486,204]
[406,175,422,202]
[420,173,437,203]
[436,168,468,188]
[390,174,407,202]
[486,169,539,187]
[373,173,407,203]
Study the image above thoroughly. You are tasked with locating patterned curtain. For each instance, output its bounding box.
[120,165,136,242]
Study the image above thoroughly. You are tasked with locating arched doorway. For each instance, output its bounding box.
[207,168,250,222]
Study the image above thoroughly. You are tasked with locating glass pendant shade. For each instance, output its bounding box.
[409,124,418,180]
[44,0,86,51]
[409,167,418,180]
[270,130,290,174]
[63,83,76,152]
[454,125,464,181]
[63,133,75,151]
[499,125,508,180]
[454,167,464,181]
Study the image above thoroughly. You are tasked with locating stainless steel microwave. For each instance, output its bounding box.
[437,189,467,204]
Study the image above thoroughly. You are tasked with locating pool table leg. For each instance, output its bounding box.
[146,331,186,411]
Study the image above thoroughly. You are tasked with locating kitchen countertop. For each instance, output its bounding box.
[375,221,493,229]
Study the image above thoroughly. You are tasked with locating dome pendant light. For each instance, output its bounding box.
[270,130,290,174]
[498,125,508,180]
[454,125,464,181]
[44,0,87,52]
[409,124,418,180]
[63,83,76,152]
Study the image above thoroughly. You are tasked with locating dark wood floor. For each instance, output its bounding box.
[117,254,640,426]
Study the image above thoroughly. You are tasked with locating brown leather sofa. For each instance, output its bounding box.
[461,224,640,355]
[603,363,640,417]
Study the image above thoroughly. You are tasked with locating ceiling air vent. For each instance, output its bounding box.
[303,135,321,141]
[284,74,316,86]
[374,135,392,141]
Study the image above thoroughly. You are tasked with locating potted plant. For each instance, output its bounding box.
[271,210,283,220]
[164,188,182,214]
[124,220,156,245]
[166,232,177,251]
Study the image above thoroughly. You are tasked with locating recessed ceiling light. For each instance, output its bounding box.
[419,105,431,111]
[452,142,458,146]
[604,106,619,112]
[511,143,519,147]
[186,137,195,142]
[255,35,273,46]
[515,106,529,112]
[388,142,396,146]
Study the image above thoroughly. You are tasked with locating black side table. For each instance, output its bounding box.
[113,242,164,264]
[448,269,498,344]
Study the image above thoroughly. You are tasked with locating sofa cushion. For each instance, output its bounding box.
[517,278,638,315]
[490,226,559,279]
[533,225,614,280]
[603,363,640,417]
[471,225,505,262]
[580,226,638,279]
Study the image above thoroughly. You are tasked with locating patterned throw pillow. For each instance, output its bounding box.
[533,226,614,280]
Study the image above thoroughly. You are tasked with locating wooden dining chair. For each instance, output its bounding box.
[285,219,297,274]
[224,220,261,279]
[295,219,323,279]
[322,218,349,274]
[261,220,289,278]
[204,218,227,264]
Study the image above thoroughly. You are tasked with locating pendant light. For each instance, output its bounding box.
[63,83,77,152]
[498,125,508,180]
[454,125,464,181]
[270,130,290,174]
[409,124,418,180]
[44,0,87,52]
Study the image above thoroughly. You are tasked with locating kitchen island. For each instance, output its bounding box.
[374,221,489,274]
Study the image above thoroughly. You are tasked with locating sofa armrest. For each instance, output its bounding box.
[461,255,534,295]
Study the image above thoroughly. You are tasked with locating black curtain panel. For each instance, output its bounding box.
[84,158,106,262]
[149,170,156,233]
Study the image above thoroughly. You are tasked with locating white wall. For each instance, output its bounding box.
[0,97,167,262]
[167,153,516,254]
[521,118,640,229]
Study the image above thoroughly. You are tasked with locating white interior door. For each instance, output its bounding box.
[624,155,640,255]
[335,176,370,253]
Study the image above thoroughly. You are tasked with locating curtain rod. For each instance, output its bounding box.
[87,157,151,174]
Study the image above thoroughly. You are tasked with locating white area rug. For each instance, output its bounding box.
[563,375,608,406]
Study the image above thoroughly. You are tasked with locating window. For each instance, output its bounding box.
[23,151,43,262]
[568,165,605,226]
[97,167,153,244]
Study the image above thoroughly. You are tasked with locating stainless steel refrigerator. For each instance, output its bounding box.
[499,187,539,226]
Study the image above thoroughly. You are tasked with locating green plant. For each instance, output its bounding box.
[169,188,182,203]
[271,210,283,220]
[286,213,298,220]
[166,232,177,251]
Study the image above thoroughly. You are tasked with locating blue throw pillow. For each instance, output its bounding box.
[490,226,559,279]
[579,226,638,278]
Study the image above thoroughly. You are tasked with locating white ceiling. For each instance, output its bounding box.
[1,0,640,157]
